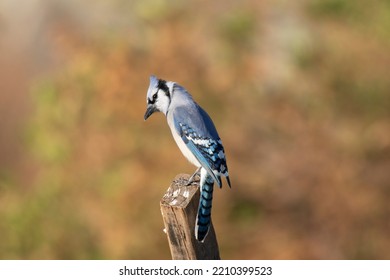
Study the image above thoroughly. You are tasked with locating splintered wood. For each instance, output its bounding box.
[160,174,220,260]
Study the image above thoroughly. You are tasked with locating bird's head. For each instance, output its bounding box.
[144,75,174,120]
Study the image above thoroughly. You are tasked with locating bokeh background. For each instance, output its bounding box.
[1,0,389,259]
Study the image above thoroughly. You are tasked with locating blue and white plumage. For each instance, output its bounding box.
[144,75,231,242]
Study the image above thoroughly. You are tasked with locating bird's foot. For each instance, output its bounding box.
[186,167,201,186]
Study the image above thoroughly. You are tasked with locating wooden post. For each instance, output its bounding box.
[160,173,221,260]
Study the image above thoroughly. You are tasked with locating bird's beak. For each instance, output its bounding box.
[144,104,157,120]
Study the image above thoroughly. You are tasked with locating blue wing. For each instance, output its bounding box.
[182,131,222,186]
[172,105,230,188]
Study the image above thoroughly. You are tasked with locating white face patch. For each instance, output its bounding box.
[154,89,171,115]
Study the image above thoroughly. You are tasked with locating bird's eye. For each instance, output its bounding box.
[153,93,157,100]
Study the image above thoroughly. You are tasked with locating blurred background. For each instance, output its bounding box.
[0,0,389,259]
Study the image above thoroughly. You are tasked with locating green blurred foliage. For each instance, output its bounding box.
[0,0,389,259]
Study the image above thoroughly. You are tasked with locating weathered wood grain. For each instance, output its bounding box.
[160,174,220,260]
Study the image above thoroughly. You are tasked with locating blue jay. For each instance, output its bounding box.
[144,75,231,242]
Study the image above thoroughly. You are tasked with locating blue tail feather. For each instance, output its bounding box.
[196,174,214,242]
